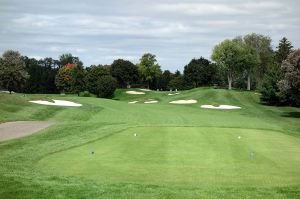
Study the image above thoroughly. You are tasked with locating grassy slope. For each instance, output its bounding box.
[0,88,299,198]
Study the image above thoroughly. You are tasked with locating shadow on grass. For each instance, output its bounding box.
[281,112,300,118]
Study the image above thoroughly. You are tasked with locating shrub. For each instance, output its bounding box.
[79,91,91,97]
[94,75,117,98]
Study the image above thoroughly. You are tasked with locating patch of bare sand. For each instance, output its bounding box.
[169,99,197,104]
[201,105,241,109]
[0,121,52,141]
[126,91,145,95]
[30,100,82,107]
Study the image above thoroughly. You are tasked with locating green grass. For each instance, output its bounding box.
[0,88,300,198]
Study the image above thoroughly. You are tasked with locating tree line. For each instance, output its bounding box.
[0,33,299,106]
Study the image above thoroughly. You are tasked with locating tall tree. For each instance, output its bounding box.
[276,37,294,64]
[138,53,162,89]
[55,63,85,95]
[233,39,260,90]
[158,70,173,90]
[260,66,281,105]
[85,65,116,98]
[183,57,216,87]
[243,33,274,88]
[0,50,29,93]
[23,57,59,93]
[111,59,139,88]
[212,40,242,90]
[277,49,300,106]
[59,53,83,68]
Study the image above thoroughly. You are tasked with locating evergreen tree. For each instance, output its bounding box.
[276,37,294,64]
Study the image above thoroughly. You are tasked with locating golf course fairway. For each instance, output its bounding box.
[0,88,299,198]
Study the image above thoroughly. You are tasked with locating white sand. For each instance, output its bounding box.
[169,99,197,104]
[144,100,158,104]
[201,105,241,109]
[140,89,151,92]
[0,91,15,94]
[126,91,145,95]
[29,100,82,107]
[128,101,139,104]
[168,93,180,96]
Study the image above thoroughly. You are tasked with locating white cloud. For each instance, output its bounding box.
[154,3,246,15]
[0,0,299,71]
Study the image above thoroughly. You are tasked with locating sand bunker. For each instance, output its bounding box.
[201,105,241,110]
[0,121,51,141]
[126,91,145,95]
[169,99,197,104]
[140,89,151,92]
[29,100,82,107]
[144,100,158,104]
[128,101,139,104]
[168,93,180,96]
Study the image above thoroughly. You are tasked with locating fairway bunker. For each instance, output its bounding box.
[169,99,197,104]
[128,101,139,104]
[168,93,180,96]
[126,91,145,95]
[201,105,241,110]
[0,121,52,141]
[29,100,82,107]
[139,89,151,92]
[144,100,158,104]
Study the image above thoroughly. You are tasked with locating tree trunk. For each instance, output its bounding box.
[227,70,232,90]
[247,72,251,91]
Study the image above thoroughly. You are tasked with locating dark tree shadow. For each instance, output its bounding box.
[281,112,300,118]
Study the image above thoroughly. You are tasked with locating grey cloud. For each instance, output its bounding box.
[0,0,299,71]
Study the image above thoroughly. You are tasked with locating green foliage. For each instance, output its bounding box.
[85,65,117,98]
[55,64,85,94]
[59,53,83,67]
[79,91,92,97]
[278,49,300,106]
[94,75,117,98]
[158,70,173,90]
[276,37,294,64]
[243,33,274,87]
[183,57,217,87]
[212,39,243,89]
[168,76,188,90]
[23,57,59,93]
[260,67,281,104]
[235,41,261,90]
[85,65,110,95]
[0,50,29,93]
[138,53,162,89]
[111,59,139,87]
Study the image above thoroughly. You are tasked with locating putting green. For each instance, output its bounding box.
[37,127,300,187]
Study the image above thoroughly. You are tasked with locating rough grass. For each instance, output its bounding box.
[0,88,300,199]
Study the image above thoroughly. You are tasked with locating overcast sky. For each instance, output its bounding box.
[0,0,299,71]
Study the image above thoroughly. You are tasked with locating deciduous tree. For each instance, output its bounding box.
[0,50,29,93]
[85,65,116,98]
[277,49,300,106]
[212,40,242,90]
[183,57,216,87]
[138,53,162,89]
[111,59,139,88]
